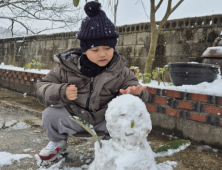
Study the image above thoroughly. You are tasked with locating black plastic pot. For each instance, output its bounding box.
[168,62,220,86]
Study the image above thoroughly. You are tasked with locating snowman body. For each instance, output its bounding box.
[89,94,157,170]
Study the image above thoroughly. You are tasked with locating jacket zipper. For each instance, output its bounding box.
[86,77,94,111]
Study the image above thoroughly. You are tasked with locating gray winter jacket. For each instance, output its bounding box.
[36,47,149,125]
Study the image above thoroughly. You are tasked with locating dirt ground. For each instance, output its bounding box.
[0,87,222,170]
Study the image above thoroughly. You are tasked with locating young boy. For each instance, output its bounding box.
[36,1,148,162]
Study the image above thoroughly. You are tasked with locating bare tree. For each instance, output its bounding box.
[0,0,82,36]
[105,0,119,26]
[144,0,184,73]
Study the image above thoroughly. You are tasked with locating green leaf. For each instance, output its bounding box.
[159,71,163,75]
[145,73,151,78]
[73,0,80,7]
[145,77,151,84]
[24,63,31,70]
[131,121,135,128]
[95,0,98,2]
[32,59,36,64]
[69,116,102,148]
[155,140,190,157]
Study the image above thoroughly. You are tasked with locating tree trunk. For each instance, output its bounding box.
[144,30,159,73]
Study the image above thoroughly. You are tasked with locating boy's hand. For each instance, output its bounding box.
[119,85,147,96]
[66,85,78,100]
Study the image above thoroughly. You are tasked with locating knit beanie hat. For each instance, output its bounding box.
[76,1,119,53]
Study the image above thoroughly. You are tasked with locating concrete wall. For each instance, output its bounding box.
[0,14,222,72]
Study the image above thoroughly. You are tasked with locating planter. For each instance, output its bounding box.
[201,47,222,75]
[169,62,219,86]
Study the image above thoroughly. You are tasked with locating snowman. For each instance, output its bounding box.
[89,94,157,170]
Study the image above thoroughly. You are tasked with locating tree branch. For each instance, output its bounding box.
[158,0,172,32]
[0,15,35,34]
[155,0,163,12]
[150,0,156,30]
[170,0,184,14]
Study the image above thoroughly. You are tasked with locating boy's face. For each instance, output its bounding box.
[83,46,114,67]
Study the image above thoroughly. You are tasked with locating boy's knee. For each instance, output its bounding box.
[42,107,61,124]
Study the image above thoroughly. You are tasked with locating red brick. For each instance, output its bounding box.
[37,78,41,82]
[191,93,207,102]
[6,77,9,81]
[16,71,20,74]
[166,108,179,117]
[24,76,27,80]
[41,74,46,78]
[22,72,26,75]
[13,75,17,78]
[190,113,206,123]
[147,88,156,95]
[11,70,14,74]
[26,81,30,85]
[34,73,38,77]
[205,105,222,115]
[0,72,2,75]
[155,97,167,105]
[2,69,5,72]
[20,80,24,84]
[27,72,31,76]
[166,90,181,98]
[8,73,12,77]
[6,70,10,73]
[18,75,22,79]
[146,104,156,112]
[1,76,4,80]
[15,79,19,83]
[30,77,34,81]
[10,78,13,82]
[33,82,36,87]
[178,101,193,110]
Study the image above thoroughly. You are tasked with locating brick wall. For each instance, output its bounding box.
[146,87,222,126]
[0,68,45,96]
[146,87,222,148]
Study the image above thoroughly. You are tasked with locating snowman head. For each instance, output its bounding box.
[105,94,152,145]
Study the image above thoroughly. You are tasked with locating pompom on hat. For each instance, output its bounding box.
[76,1,119,53]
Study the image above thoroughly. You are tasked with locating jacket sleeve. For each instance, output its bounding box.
[35,66,71,107]
[117,67,149,104]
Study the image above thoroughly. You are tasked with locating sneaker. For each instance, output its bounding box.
[102,134,112,140]
[38,140,68,162]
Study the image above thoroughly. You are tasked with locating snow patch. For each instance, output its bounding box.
[154,142,190,158]
[140,69,222,96]
[0,152,32,168]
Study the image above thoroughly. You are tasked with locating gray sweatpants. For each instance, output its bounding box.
[42,107,108,142]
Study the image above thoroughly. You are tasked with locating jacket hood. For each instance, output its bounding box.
[53,47,127,76]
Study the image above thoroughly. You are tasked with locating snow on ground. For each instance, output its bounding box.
[154,142,191,158]
[0,152,32,167]
[0,151,178,170]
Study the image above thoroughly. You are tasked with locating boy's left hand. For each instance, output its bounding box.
[119,85,147,96]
